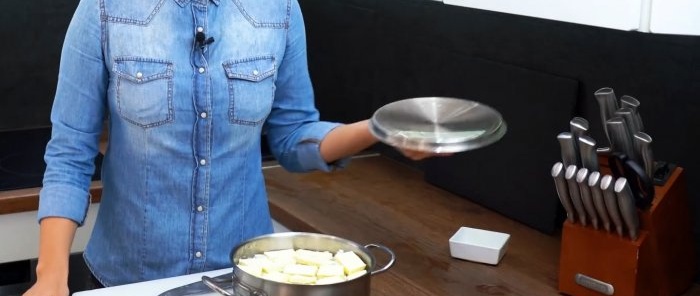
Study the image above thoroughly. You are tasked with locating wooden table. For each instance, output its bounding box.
[3,154,700,295]
[264,155,700,296]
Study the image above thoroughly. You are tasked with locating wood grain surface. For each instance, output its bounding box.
[266,155,562,295]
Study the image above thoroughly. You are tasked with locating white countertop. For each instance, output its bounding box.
[73,268,230,296]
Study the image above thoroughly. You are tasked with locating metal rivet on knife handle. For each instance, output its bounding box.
[552,162,576,223]
[633,132,655,180]
[588,171,611,233]
[606,117,637,162]
[576,168,598,229]
[601,175,624,237]
[614,177,640,240]
[578,135,599,172]
[620,95,645,133]
[558,132,580,168]
[565,165,588,226]
[594,87,619,145]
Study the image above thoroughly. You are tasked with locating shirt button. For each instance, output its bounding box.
[197,205,204,212]
[200,112,207,119]
[195,251,202,258]
[198,67,205,74]
[196,26,204,33]
[200,159,207,166]
[135,72,143,79]
[252,70,259,76]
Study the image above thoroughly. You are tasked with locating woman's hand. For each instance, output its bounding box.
[398,148,453,161]
[23,275,69,296]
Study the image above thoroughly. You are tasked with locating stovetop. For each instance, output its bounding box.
[0,128,102,191]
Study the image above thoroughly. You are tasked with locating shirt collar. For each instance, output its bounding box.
[175,0,220,7]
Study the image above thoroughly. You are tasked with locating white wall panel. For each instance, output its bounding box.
[443,0,643,31]
[650,0,700,35]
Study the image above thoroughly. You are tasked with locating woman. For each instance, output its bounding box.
[24,0,432,295]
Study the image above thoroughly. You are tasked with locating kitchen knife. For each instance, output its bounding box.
[570,117,589,139]
[594,87,619,145]
[606,117,637,162]
[558,132,580,168]
[552,162,576,223]
[565,165,588,226]
[600,175,624,237]
[576,168,599,229]
[614,177,641,240]
[614,107,643,141]
[620,95,645,133]
[578,135,599,172]
[158,272,234,296]
[588,172,611,232]
[569,117,588,168]
[634,131,655,180]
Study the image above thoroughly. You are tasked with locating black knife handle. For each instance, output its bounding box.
[608,152,654,209]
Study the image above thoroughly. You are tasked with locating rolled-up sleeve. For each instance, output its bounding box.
[39,0,107,226]
[264,0,350,173]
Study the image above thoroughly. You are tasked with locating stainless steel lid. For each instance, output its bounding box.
[369,97,507,153]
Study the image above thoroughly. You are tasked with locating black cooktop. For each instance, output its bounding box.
[0,128,103,191]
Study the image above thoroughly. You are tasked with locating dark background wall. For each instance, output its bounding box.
[299,0,700,266]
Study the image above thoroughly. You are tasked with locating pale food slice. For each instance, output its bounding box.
[287,274,317,284]
[346,269,368,281]
[315,275,347,285]
[335,250,367,275]
[316,263,345,278]
[295,249,334,266]
[261,271,289,283]
[283,263,318,277]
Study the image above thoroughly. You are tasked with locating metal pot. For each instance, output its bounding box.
[203,232,395,296]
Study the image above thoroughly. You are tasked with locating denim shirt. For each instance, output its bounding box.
[38,0,344,286]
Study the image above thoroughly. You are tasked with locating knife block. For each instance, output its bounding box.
[558,165,695,296]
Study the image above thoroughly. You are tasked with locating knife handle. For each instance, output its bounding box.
[634,132,655,180]
[601,175,624,237]
[594,87,619,145]
[565,165,587,226]
[578,135,599,172]
[558,132,580,168]
[576,168,599,229]
[552,162,576,223]
[588,171,611,233]
[614,177,640,240]
[606,117,637,162]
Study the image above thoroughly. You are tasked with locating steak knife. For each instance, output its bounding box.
[576,168,598,229]
[601,175,624,237]
[552,162,576,223]
[158,272,234,296]
[588,171,611,232]
[615,177,640,240]
[565,165,588,226]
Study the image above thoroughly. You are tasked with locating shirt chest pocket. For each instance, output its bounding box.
[223,56,276,126]
[114,58,174,128]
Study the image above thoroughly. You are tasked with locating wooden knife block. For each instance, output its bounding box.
[558,165,695,296]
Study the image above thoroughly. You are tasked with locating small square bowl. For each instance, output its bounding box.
[449,226,510,265]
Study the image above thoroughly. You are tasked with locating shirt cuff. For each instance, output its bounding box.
[296,122,351,172]
[37,184,91,226]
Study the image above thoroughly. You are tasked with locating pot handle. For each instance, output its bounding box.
[365,243,396,275]
[202,273,268,296]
